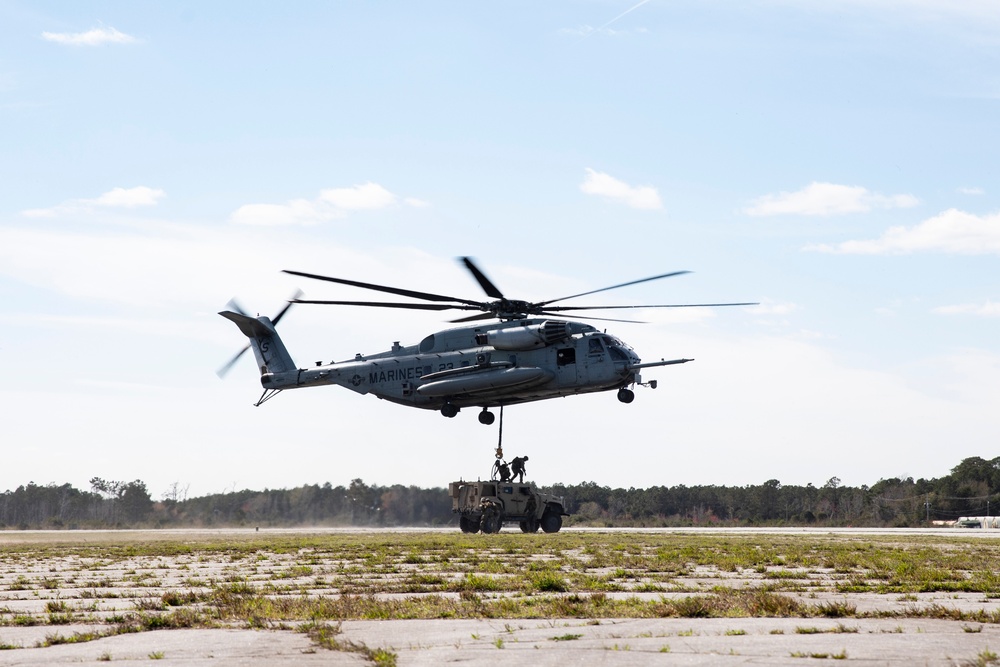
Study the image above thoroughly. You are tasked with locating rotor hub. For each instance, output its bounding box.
[492,299,534,320]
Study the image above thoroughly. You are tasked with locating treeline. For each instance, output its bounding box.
[548,457,1000,527]
[2,457,1000,529]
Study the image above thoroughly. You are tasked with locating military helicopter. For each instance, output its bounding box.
[218,258,754,424]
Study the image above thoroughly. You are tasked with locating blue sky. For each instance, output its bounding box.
[2,1,998,499]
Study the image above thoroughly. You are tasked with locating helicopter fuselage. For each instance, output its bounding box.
[250,317,681,416]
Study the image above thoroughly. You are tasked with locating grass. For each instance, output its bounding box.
[791,650,848,659]
[299,621,398,666]
[970,648,1000,667]
[2,531,1000,662]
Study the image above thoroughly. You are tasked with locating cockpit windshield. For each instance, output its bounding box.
[585,333,636,362]
[602,335,633,351]
[598,334,636,363]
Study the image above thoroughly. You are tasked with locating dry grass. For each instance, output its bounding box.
[2,530,1000,662]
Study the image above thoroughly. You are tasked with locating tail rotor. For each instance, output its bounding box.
[216,291,301,378]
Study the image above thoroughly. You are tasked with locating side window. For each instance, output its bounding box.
[557,348,576,366]
[589,338,604,354]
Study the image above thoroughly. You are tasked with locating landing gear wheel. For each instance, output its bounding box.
[541,510,563,533]
[441,403,459,418]
[519,517,539,533]
[478,409,495,425]
[460,516,480,533]
[617,388,635,404]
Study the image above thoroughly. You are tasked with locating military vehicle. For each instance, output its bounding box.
[449,479,568,534]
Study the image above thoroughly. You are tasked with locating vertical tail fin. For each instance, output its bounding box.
[219,311,296,375]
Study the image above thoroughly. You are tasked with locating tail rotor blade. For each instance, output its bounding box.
[217,344,250,378]
[226,298,249,317]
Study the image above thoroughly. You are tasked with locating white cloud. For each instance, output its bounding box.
[229,200,324,227]
[807,208,1000,255]
[0,221,396,315]
[958,186,985,195]
[579,168,663,210]
[744,182,919,216]
[41,27,137,46]
[230,182,420,226]
[748,301,798,316]
[22,186,165,218]
[319,183,396,210]
[933,301,1000,317]
[93,186,165,208]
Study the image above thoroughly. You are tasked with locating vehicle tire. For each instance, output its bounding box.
[478,410,495,425]
[617,388,635,404]
[460,516,479,533]
[519,518,539,533]
[441,403,459,418]
[481,514,500,534]
[540,509,562,533]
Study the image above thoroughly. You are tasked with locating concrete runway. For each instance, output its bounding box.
[1,527,998,665]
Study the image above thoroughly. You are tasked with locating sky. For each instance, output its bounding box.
[1,1,998,499]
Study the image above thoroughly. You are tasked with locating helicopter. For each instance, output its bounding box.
[218,257,755,424]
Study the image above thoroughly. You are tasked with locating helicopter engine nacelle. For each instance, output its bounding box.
[482,320,570,351]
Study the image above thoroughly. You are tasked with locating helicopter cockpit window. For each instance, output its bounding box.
[588,337,605,354]
[604,335,634,351]
[608,346,628,361]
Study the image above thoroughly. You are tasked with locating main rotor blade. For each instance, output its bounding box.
[292,298,477,312]
[448,311,500,323]
[217,344,249,378]
[271,289,303,325]
[535,310,648,324]
[460,257,505,299]
[538,270,692,307]
[539,302,759,311]
[282,269,484,307]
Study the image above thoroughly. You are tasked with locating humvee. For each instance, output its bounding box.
[449,479,568,534]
